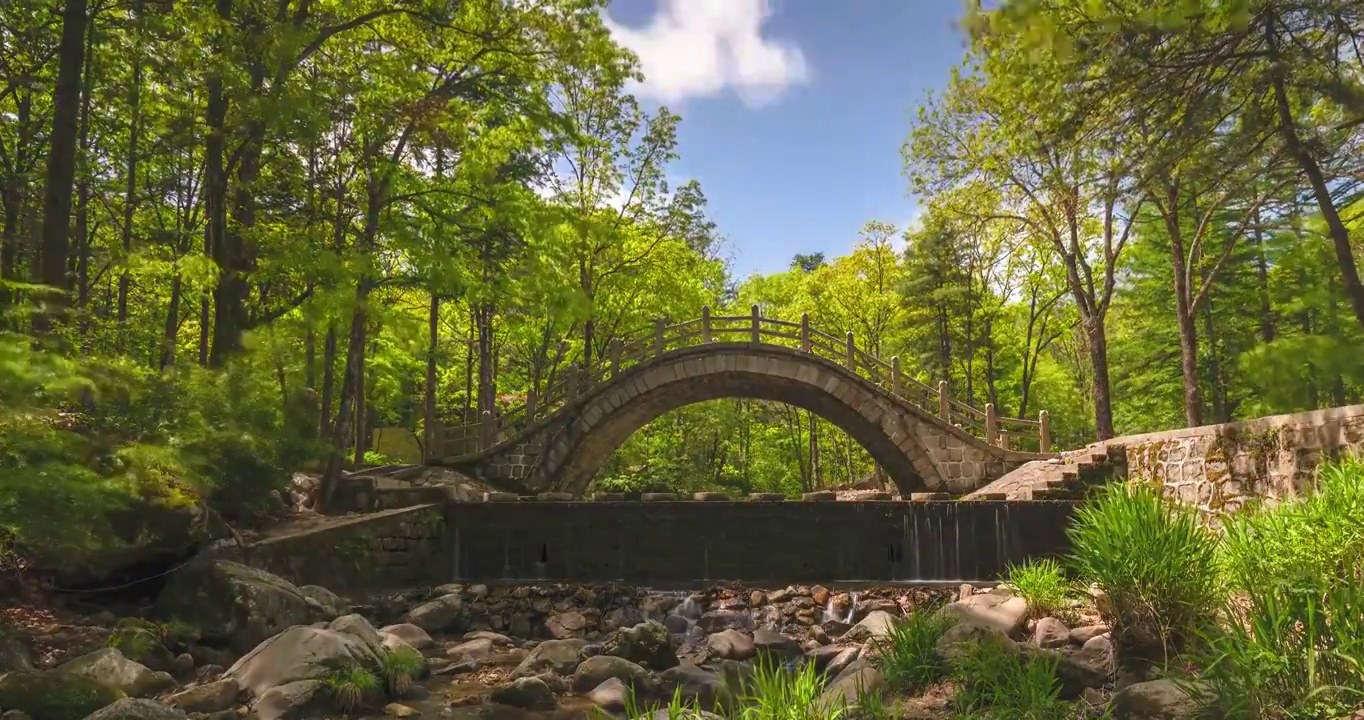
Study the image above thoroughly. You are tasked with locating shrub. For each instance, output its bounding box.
[1199,456,1364,719]
[948,636,1074,719]
[873,611,951,693]
[1007,557,1073,621]
[323,662,380,714]
[379,646,425,698]
[740,657,848,720]
[1067,482,1220,664]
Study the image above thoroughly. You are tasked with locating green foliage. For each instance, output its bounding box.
[379,646,425,698]
[615,687,704,719]
[738,658,848,720]
[0,671,125,720]
[1067,483,1221,664]
[363,450,400,466]
[323,662,380,715]
[1007,558,1074,621]
[872,611,952,693]
[1199,457,1364,719]
[948,637,1074,719]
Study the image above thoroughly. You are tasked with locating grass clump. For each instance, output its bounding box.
[948,637,1074,719]
[323,662,380,715]
[1067,482,1220,664]
[379,646,426,698]
[739,657,848,720]
[616,687,706,719]
[1199,456,1364,719]
[872,611,951,693]
[1007,558,1073,621]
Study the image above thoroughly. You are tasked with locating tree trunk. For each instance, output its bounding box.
[201,0,229,365]
[159,273,181,370]
[117,0,144,327]
[72,10,97,312]
[35,0,90,328]
[1251,206,1274,344]
[424,293,440,461]
[1168,224,1203,428]
[1085,313,1116,440]
[1203,298,1228,423]
[320,324,336,434]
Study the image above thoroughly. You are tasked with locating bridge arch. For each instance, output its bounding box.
[450,343,1043,497]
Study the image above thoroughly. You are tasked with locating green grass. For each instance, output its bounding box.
[323,662,380,715]
[948,636,1076,720]
[1198,456,1364,719]
[379,646,425,698]
[873,611,952,693]
[1007,558,1074,621]
[738,657,849,720]
[1067,482,1221,665]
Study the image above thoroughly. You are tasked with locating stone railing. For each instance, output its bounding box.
[443,306,1051,457]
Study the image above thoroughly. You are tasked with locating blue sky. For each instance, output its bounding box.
[604,0,973,278]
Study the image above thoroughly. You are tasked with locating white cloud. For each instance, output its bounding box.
[604,0,809,108]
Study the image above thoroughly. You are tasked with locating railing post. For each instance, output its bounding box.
[608,338,622,378]
[985,403,998,447]
[654,318,666,356]
[891,356,902,396]
[701,305,711,343]
[938,381,951,421]
[800,313,811,352]
[845,332,856,370]
[750,304,761,343]
[1039,410,1051,453]
[565,364,579,400]
[526,387,537,421]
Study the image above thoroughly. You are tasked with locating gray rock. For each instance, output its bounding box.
[940,594,1028,636]
[1109,678,1210,718]
[706,629,754,661]
[511,639,587,678]
[752,628,801,659]
[402,593,465,634]
[81,698,187,720]
[820,659,885,710]
[1069,624,1110,645]
[572,655,652,694]
[544,611,588,640]
[156,560,326,654]
[489,676,556,710]
[224,616,385,715]
[602,620,678,670]
[695,610,754,634]
[588,677,632,714]
[380,624,436,652]
[600,606,643,633]
[824,646,861,679]
[166,677,240,713]
[658,663,725,710]
[663,614,691,634]
[1033,617,1070,648]
[0,634,33,672]
[298,585,349,618]
[57,648,177,698]
[447,637,496,661]
[250,679,321,720]
[843,610,896,643]
[1,711,30,720]
[936,622,1014,662]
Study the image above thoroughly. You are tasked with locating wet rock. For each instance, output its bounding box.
[752,628,801,660]
[156,560,327,654]
[544,611,588,639]
[571,655,652,694]
[843,610,896,643]
[82,698,187,720]
[659,662,725,710]
[402,594,465,635]
[940,593,1028,636]
[57,648,177,698]
[380,624,436,653]
[706,629,754,661]
[489,676,556,711]
[447,637,495,661]
[166,678,240,713]
[511,639,587,678]
[602,620,678,670]
[1033,617,1070,648]
[1109,679,1210,718]
[696,610,753,634]
[384,702,420,717]
[663,615,691,635]
[588,677,632,714]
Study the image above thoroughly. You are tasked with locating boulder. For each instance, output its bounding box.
[940,594,1028,636]
[447,637,496,661]
[380,624,436,653]
[155,560,326,653]
[223,614,386,719]
[602,621,678,670]
[588,677,632,714]
[706,630,754,661]
[0,633,33,672]
[250,679,322,720]
[510,639,587,678]
[695,610,753,634]
[658,663,726,710]
[1069,624,1110,645]
[936,622,1014,662]
[571,655,652,694]
[820,659,885,709]
[298,585,349,619]
[81,699,187,720]
[544,611,588,640]
[166,678,240,713]
[384,703,420,718]
[752,628,801,659]
[1033,617,1070,648]
[57,648,177,698]
[601,606,643,633]
[843,610,896,643]
[1017,639,1111,698]
[0,671,124,720]
[663,615,691,635]
[489,676,556,710]
[401,593,465,635]
[1109,679,1210,719]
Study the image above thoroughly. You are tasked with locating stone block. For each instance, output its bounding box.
[484,492,519,503]
[747,493,785,502]
[801,491,836,502]
[693,492,730,501]
[537,492,574,502]
[860,492,892,501]
[641,492,678,502]
[910,492,950,502]
[967,492,1007,502]
[592,492,625,502]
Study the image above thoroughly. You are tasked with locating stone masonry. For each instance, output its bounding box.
[446,343,1044,498]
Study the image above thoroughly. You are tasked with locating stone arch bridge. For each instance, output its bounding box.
[437,308,1054,497]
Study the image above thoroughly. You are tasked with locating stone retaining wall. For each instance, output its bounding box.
[1109,404,1364,515]
[227,504,447,591]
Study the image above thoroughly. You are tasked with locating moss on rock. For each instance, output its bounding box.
[0,671,124,720]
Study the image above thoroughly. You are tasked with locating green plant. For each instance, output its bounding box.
[363,450,399,466]
[1007,558,1074,621]
[740,657,848,720]
[873,610,951,693]
[1068,482,1221,664]
[851,680,891,720]
[323,662,380,715]
[614,686,705,719]
[379,647,425,698]
[949,636,1074,719]
[1199,456,1364,719]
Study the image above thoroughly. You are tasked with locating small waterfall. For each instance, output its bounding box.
[821,596,838,624]
[844,592,859,624]
[676,596,702,620]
